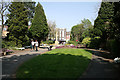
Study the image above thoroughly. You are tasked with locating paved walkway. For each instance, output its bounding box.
[1,48,120,79]
[1,48,48,79]
[79,49,120,79]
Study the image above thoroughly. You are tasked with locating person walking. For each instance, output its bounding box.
[31,39,35,51]
[35,40,38,51]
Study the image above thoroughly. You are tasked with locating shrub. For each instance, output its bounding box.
[56,46,64,49]
[68,41,80,46]
[82,37,91,47]
[2,40,16,48]
[42,40,54,44]
[106,39,120,57]
[68,41,75,44]
[89,37,101,49]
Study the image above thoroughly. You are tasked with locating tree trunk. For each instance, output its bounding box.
[2,13,4,31]
[1,2,4,31]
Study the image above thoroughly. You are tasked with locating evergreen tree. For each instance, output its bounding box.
[7,2,29,47]
[94,2,120,56]
[113,2,120,41]
[30,2,49,42]
[94,2,114,41]
[23,1,36,23]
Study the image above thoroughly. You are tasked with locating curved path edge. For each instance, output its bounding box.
[1,49,48,79]
[78,48,120,79]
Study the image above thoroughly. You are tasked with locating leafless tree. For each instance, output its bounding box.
[47,20,56,40]
[0,0,10,31]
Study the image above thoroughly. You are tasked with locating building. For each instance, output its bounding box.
[47,28,70,43]
[57,28,66,41]
[66,31,71,42]
[57,28,70,43]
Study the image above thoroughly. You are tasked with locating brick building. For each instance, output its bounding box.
[66,31,71,42]
[57,28,70,43]
[57,28,66,41]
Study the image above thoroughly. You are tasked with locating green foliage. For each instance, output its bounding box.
[81,18,94,38]
[71,19,94,42]
[93,2,120,52]
[23,2,36,23]
[42,40,54,44]
[112,2,120,41]
[68,41,80,46]
[89,37,101,49]
[82,37,101,49]
[94,2,114,41]
[82,37,91,47]
[70,24,84,41]
[6,2,29,47]
[68,41,75,44]
[82,28,102,38]
[106,39,120,57]
[23,35,30,46]
[16,48,92,79]
[2,40,16,48]
[81,18,93,29]
[30,2,49,41]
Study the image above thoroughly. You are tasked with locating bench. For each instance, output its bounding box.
[39,45,53,51]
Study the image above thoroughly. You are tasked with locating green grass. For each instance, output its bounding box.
[16,48,92,79]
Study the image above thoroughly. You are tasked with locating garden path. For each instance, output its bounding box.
[1,48,120,79]
[79,49,120,79]
[1,48,48,79]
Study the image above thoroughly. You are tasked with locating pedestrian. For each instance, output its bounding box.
[35,40,38,51]
[31,39,35,51]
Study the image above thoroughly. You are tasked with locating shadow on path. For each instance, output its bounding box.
[1,49,48,79]
[79,49,120,79]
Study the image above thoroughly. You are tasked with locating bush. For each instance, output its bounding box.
[106,39,120,57]
[68,41,79,46]
[82,37,91,47]
[42,40,54,44]
[2,40,16,48]
[68,41,75,44]
[89,37,101,49]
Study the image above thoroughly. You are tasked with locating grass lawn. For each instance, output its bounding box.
[16,48,92,79]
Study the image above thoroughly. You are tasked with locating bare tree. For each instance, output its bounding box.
[47,20,56,40]
[0,0,10,31]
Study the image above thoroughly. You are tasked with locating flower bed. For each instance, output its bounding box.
[56,45,77,49]
[2,48,14,56]
[56,45,64,49]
